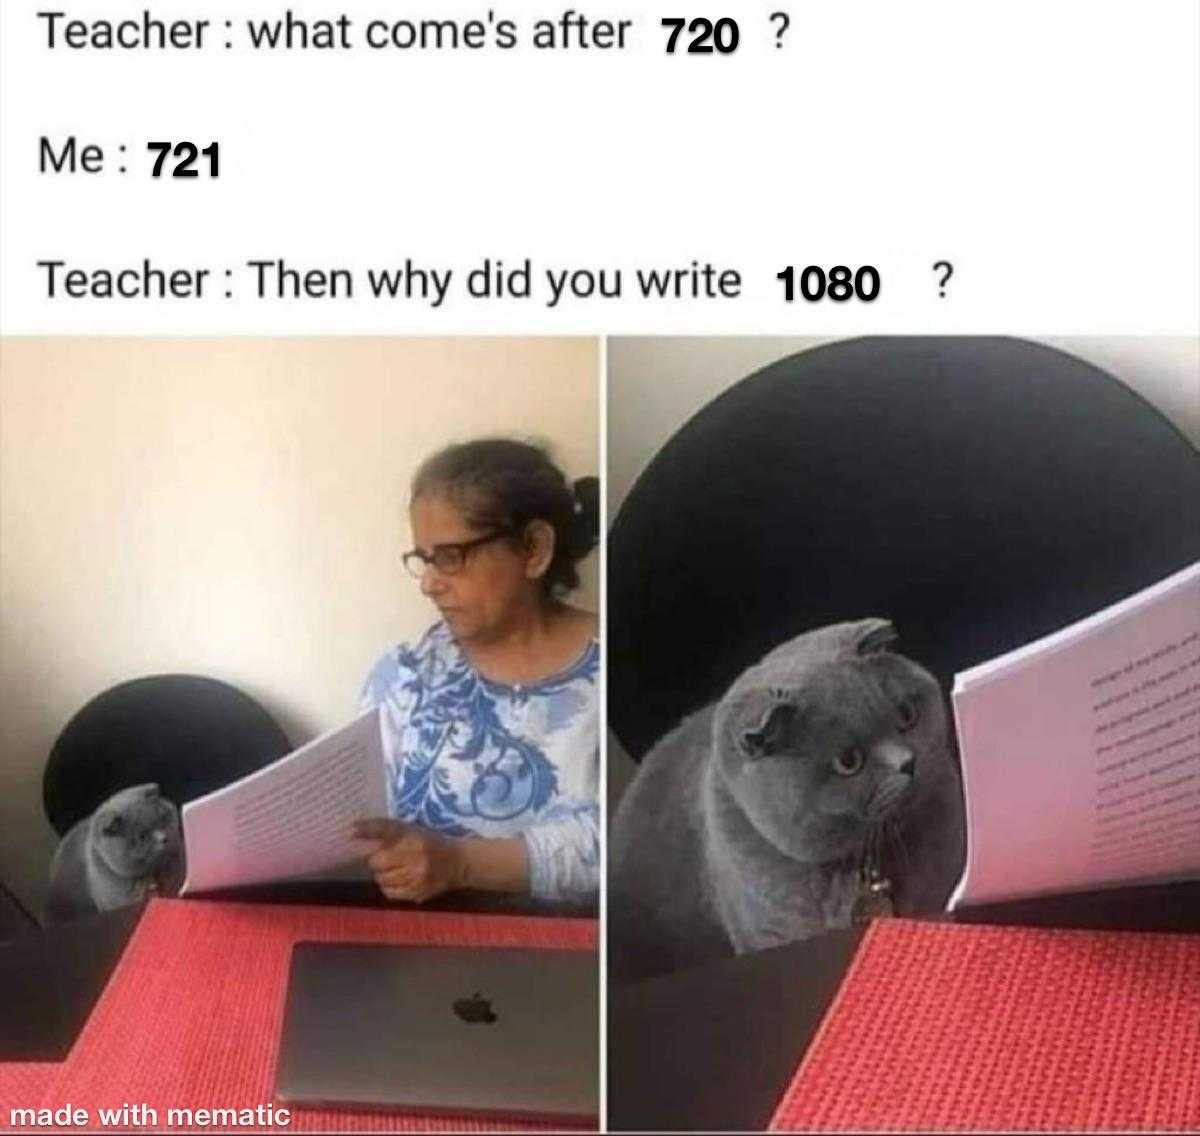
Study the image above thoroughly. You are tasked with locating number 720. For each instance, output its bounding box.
[661,17,739,54]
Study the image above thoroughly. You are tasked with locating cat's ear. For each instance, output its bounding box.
[101,815,124,837]
[741,702,798,758]
[855,618,898,656]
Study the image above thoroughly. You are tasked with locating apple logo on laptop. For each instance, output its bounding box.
[453,991,498,1024]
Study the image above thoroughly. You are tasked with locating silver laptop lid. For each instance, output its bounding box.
[276,942,598,1123]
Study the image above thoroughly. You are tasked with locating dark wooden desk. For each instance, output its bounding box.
[952,878,1200,933]
[608,927,864,1132]
[0,905,140,1061]
[199,878,597,919]
[0,881,593,1063]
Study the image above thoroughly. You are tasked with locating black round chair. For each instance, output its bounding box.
[44,675,292,835]
[610,337,1200,761]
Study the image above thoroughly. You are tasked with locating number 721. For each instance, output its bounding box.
[146,142,219,178]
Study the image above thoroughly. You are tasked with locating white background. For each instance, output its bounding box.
[2,0,1199,334]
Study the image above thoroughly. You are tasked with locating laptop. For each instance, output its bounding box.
[275,942,599,1123]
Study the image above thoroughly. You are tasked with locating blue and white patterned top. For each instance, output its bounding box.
[360,622,600,903]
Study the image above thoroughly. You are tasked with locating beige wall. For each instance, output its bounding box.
[0,337,599,913]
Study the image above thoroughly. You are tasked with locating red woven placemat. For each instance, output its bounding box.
[0,1063,61,1115]
[769,918,1200,1132]
[33,898,596,1133]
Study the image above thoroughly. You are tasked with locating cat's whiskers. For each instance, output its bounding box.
[861,820,880,861]
[865,775,911,821]
[883,815,912,877]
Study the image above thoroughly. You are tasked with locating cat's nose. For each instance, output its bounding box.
[877,741,915,776]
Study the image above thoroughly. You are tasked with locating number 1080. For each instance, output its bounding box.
[777,265,880,302]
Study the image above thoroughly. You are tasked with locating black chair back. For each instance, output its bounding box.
[44,675,292,835]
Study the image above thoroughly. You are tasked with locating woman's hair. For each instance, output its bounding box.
[412,438,600,595]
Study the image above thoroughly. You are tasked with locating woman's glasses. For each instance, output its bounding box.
[402,529,515,578]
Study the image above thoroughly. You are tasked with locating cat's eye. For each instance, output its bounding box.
[833,747,866,777]
[101,817,123,836]
[897,697,920,732]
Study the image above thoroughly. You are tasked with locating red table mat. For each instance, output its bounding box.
[0,1064,60,1115]
[769,918,1200,1132]
[31,898,597,1133]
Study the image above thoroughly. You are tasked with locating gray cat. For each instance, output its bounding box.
[44,783,185,924]
[609,619,965,982]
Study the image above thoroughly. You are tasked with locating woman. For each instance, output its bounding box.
[353,438,600,906]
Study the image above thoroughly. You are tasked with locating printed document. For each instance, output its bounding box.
[950,562,1200,908]
[180,708,388,894]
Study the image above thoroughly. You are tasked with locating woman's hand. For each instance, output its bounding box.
[353,818,531,901]
[353,818,467,903]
